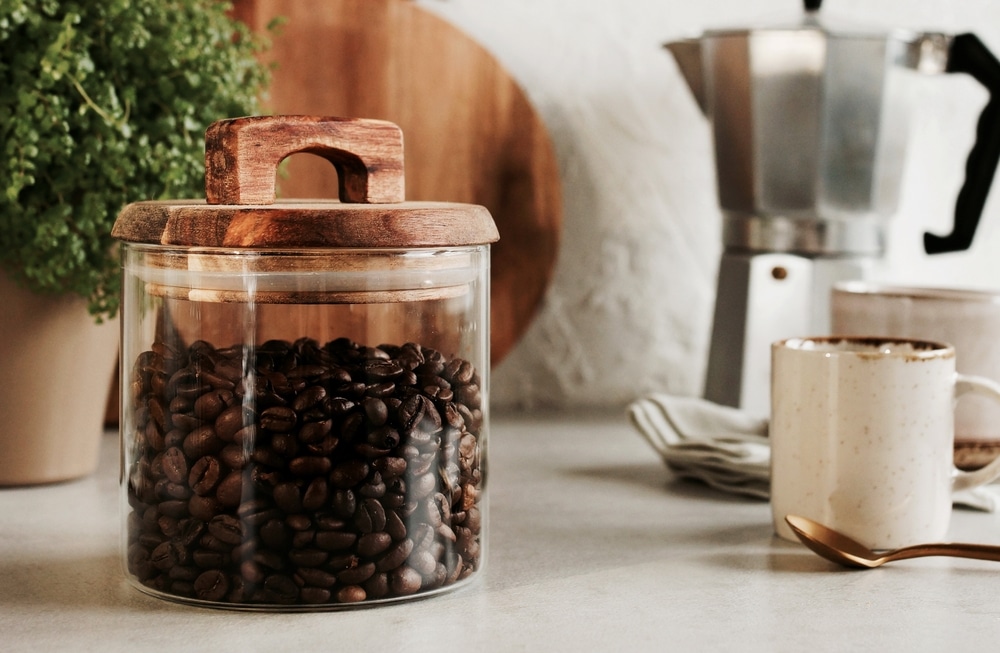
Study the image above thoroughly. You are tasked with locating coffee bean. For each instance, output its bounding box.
[354,498,386,533]
[288,548,327,567]
[330,460,369,489]
[356,531,392,558]
[215,405,249,442]
[263,574,299,604]
[314,530,357,551]
[188,456,221,496]
[336,561,376,585]
[292,385,326,412]
[215,471,244,508]
[194,390,232,421]
[301,477,329,511]
[296,567,337,589]
[260,406,296,432]
[194,570,229,601]
[389,566,423,596]
[208,514,243,545]
[376,538,413,573]
[184,425,223,460]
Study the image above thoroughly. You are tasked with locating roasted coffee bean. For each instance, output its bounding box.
[151,541,180,571]
[314,530,357,552]
[337,585,367,603]
[384,509,407,541]
[373,456,407,478]
[194,390,232,421]
[289,456,331,477]
[299,419,332,444]
[288,548,327,567]
[390,566,423,596]
[189,495,221,521]
[331,489,357,519]
[354,498,386,533]
[162,447,188,484]
[296,567,337,589]
[292,385,326,412]
[364,572,390,600]
[208,514,244,545]
[215,405,249,442]
[363,360,403,380]
[194,570,229,601]
[215,471,243,508]
[356,531,392,558]
[260,406,296,432]
[184,425,223,460]
[362,397,388,426]
[193,549,226,569]
[263,574,299,604]
[189,456,221,496]
[273,482,303,514]
[302,477,329,511]
[336,561,376,585]
[269,433,298,457]
[219,443,247,470]
[300,587,332,604]
[330,461,369,489]
[375,537,414,573]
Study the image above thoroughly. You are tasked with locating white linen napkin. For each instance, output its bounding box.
[627,393,999,512]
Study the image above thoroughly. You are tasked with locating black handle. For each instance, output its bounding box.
[925,33,1000,254]
[804,0,822,11]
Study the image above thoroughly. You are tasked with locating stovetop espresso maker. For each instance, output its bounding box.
[666,0,1000,417]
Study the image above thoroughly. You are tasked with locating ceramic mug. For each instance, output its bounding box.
[831,281,1000,469]
[770,336,1000,548]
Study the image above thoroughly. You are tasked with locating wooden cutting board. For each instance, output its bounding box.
[106,0,561,424]
[231,0,563,365]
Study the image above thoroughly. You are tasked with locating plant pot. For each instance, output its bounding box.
[0,272,119,485]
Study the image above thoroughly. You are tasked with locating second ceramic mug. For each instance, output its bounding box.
[831,282,1000,469]
[770,336,1000,548]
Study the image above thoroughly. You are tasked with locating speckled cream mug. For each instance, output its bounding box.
[770,336,1000,549]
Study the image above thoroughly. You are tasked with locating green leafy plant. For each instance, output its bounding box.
[0,0,272,320]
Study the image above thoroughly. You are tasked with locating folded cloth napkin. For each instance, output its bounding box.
[627,393,999,512]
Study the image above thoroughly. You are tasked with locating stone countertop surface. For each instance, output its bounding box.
[3,412,1000,652]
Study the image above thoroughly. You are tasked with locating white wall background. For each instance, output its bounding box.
[413,0,1000,411]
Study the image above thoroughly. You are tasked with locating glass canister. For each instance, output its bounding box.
[113,116,498,609]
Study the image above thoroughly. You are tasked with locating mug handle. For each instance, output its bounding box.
[953,373,1000,490]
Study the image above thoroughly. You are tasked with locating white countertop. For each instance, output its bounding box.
[3,412,1000,652]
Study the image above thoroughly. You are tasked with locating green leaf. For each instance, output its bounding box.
[0,0,273,319]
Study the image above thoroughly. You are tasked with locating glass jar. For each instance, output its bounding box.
[114,116,497,609]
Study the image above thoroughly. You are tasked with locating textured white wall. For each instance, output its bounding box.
[414,0,1000,411]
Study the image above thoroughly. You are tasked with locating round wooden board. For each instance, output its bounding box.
[232,0,563,364]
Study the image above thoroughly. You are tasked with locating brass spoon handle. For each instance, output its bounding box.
[887,542,1000,564]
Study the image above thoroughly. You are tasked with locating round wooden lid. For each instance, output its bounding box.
[112,116,499,248]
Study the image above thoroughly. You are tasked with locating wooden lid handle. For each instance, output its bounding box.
[204,115,405,205]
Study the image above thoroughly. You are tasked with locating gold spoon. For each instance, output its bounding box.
[784,514,1000,569]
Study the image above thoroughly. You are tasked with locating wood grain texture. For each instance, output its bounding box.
[113,200,498,248]
[204,115,406,205]
[231,0,562,364]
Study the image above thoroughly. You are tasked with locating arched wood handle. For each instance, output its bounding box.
[204,115,405,205]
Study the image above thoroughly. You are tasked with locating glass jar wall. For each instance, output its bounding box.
[120,244,489,609]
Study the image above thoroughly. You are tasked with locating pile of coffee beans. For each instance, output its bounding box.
[125,336,484,607]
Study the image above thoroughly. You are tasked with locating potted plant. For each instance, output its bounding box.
[0,0,271,484]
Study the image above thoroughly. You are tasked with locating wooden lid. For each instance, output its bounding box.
[112,116,499,248]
